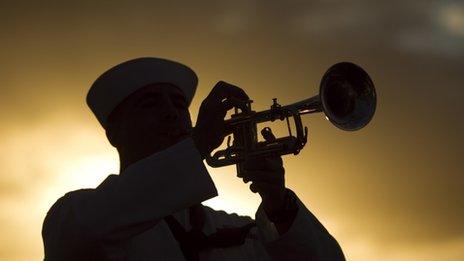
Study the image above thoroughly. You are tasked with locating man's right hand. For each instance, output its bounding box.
[192,81,249,160]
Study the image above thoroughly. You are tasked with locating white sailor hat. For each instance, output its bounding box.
[86,57,198,129]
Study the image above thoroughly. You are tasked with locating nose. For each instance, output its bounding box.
[162,100,179,121]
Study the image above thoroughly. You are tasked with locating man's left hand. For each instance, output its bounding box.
[239,133,287,215]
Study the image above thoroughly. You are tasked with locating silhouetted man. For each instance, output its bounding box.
[42,57,345,260]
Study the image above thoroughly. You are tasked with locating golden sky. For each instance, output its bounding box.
[1,1,463,260]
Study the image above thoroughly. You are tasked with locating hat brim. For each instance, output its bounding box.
[86,57,198,128]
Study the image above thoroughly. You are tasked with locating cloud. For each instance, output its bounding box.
[211,0,258,35]
[339,235,464,261]
[0,1,463,260]
[268,0,464,59]
[438,2,464,37]
[394,2,464,58]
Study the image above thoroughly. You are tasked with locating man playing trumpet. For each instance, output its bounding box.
[42,57,345,260]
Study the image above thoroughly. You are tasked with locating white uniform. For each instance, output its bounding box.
[42,138,344,260]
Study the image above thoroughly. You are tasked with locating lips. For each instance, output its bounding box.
[158,128,191,139]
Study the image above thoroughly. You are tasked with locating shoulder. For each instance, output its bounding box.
[42,174,118,234]
[202,205,255,227]
[42,189,94,234]
[49,189,95,211]
[45,174,118,217]
[42,189,100,259]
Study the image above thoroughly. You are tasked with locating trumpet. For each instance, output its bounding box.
[205,62,377,174]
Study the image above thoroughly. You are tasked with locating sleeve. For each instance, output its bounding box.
[42,137,218,257]
[254,189,345,261]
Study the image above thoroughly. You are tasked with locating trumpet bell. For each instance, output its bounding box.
[320,62,377,131]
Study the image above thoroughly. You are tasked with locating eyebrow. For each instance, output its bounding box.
[136,91,186,104]
[172,93,186,102]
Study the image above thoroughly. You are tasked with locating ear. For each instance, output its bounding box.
[105,106,125,148]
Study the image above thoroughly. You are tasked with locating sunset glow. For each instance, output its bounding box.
[1,1,463,260]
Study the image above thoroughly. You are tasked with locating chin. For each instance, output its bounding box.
[130,129,188,151]
[155,135,184,148]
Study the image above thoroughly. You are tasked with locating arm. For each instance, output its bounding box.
[255,189,345,261]
[42,137,218,253]
[240,131,344,260]
[200,190,344,261]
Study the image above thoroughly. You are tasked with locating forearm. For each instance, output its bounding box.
[68,138,218,241]
[256,189,345,261]
[262,189,299,235]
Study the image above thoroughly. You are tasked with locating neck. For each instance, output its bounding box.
[118,151,136,174]
[119,153,133,174]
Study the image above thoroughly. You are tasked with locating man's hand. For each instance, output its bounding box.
[239,132,287,215]
[240,131,298,235]
[192,81,249,159]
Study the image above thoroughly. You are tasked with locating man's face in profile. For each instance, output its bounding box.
[106,82,193,155]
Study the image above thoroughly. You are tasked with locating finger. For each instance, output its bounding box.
[200,98,228,120]
[223,126,234,136]
[249,181,282,194]
[261,127,276,142]
[203,96,248,121]
[266,156,283,167]
[240,170,283,183]
[243,177,283,186]
[221,96,249,112]
[242,156,273,170]
[242,157,283,171]
[210,81,249,101]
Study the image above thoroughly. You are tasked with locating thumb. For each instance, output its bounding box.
[261,127,276,143]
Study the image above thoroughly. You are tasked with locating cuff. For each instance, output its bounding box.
[255,189,319,243]
[255,189,300,242]
[255,189,345,260]
[120,137,219,211]
[255,203,280,242]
